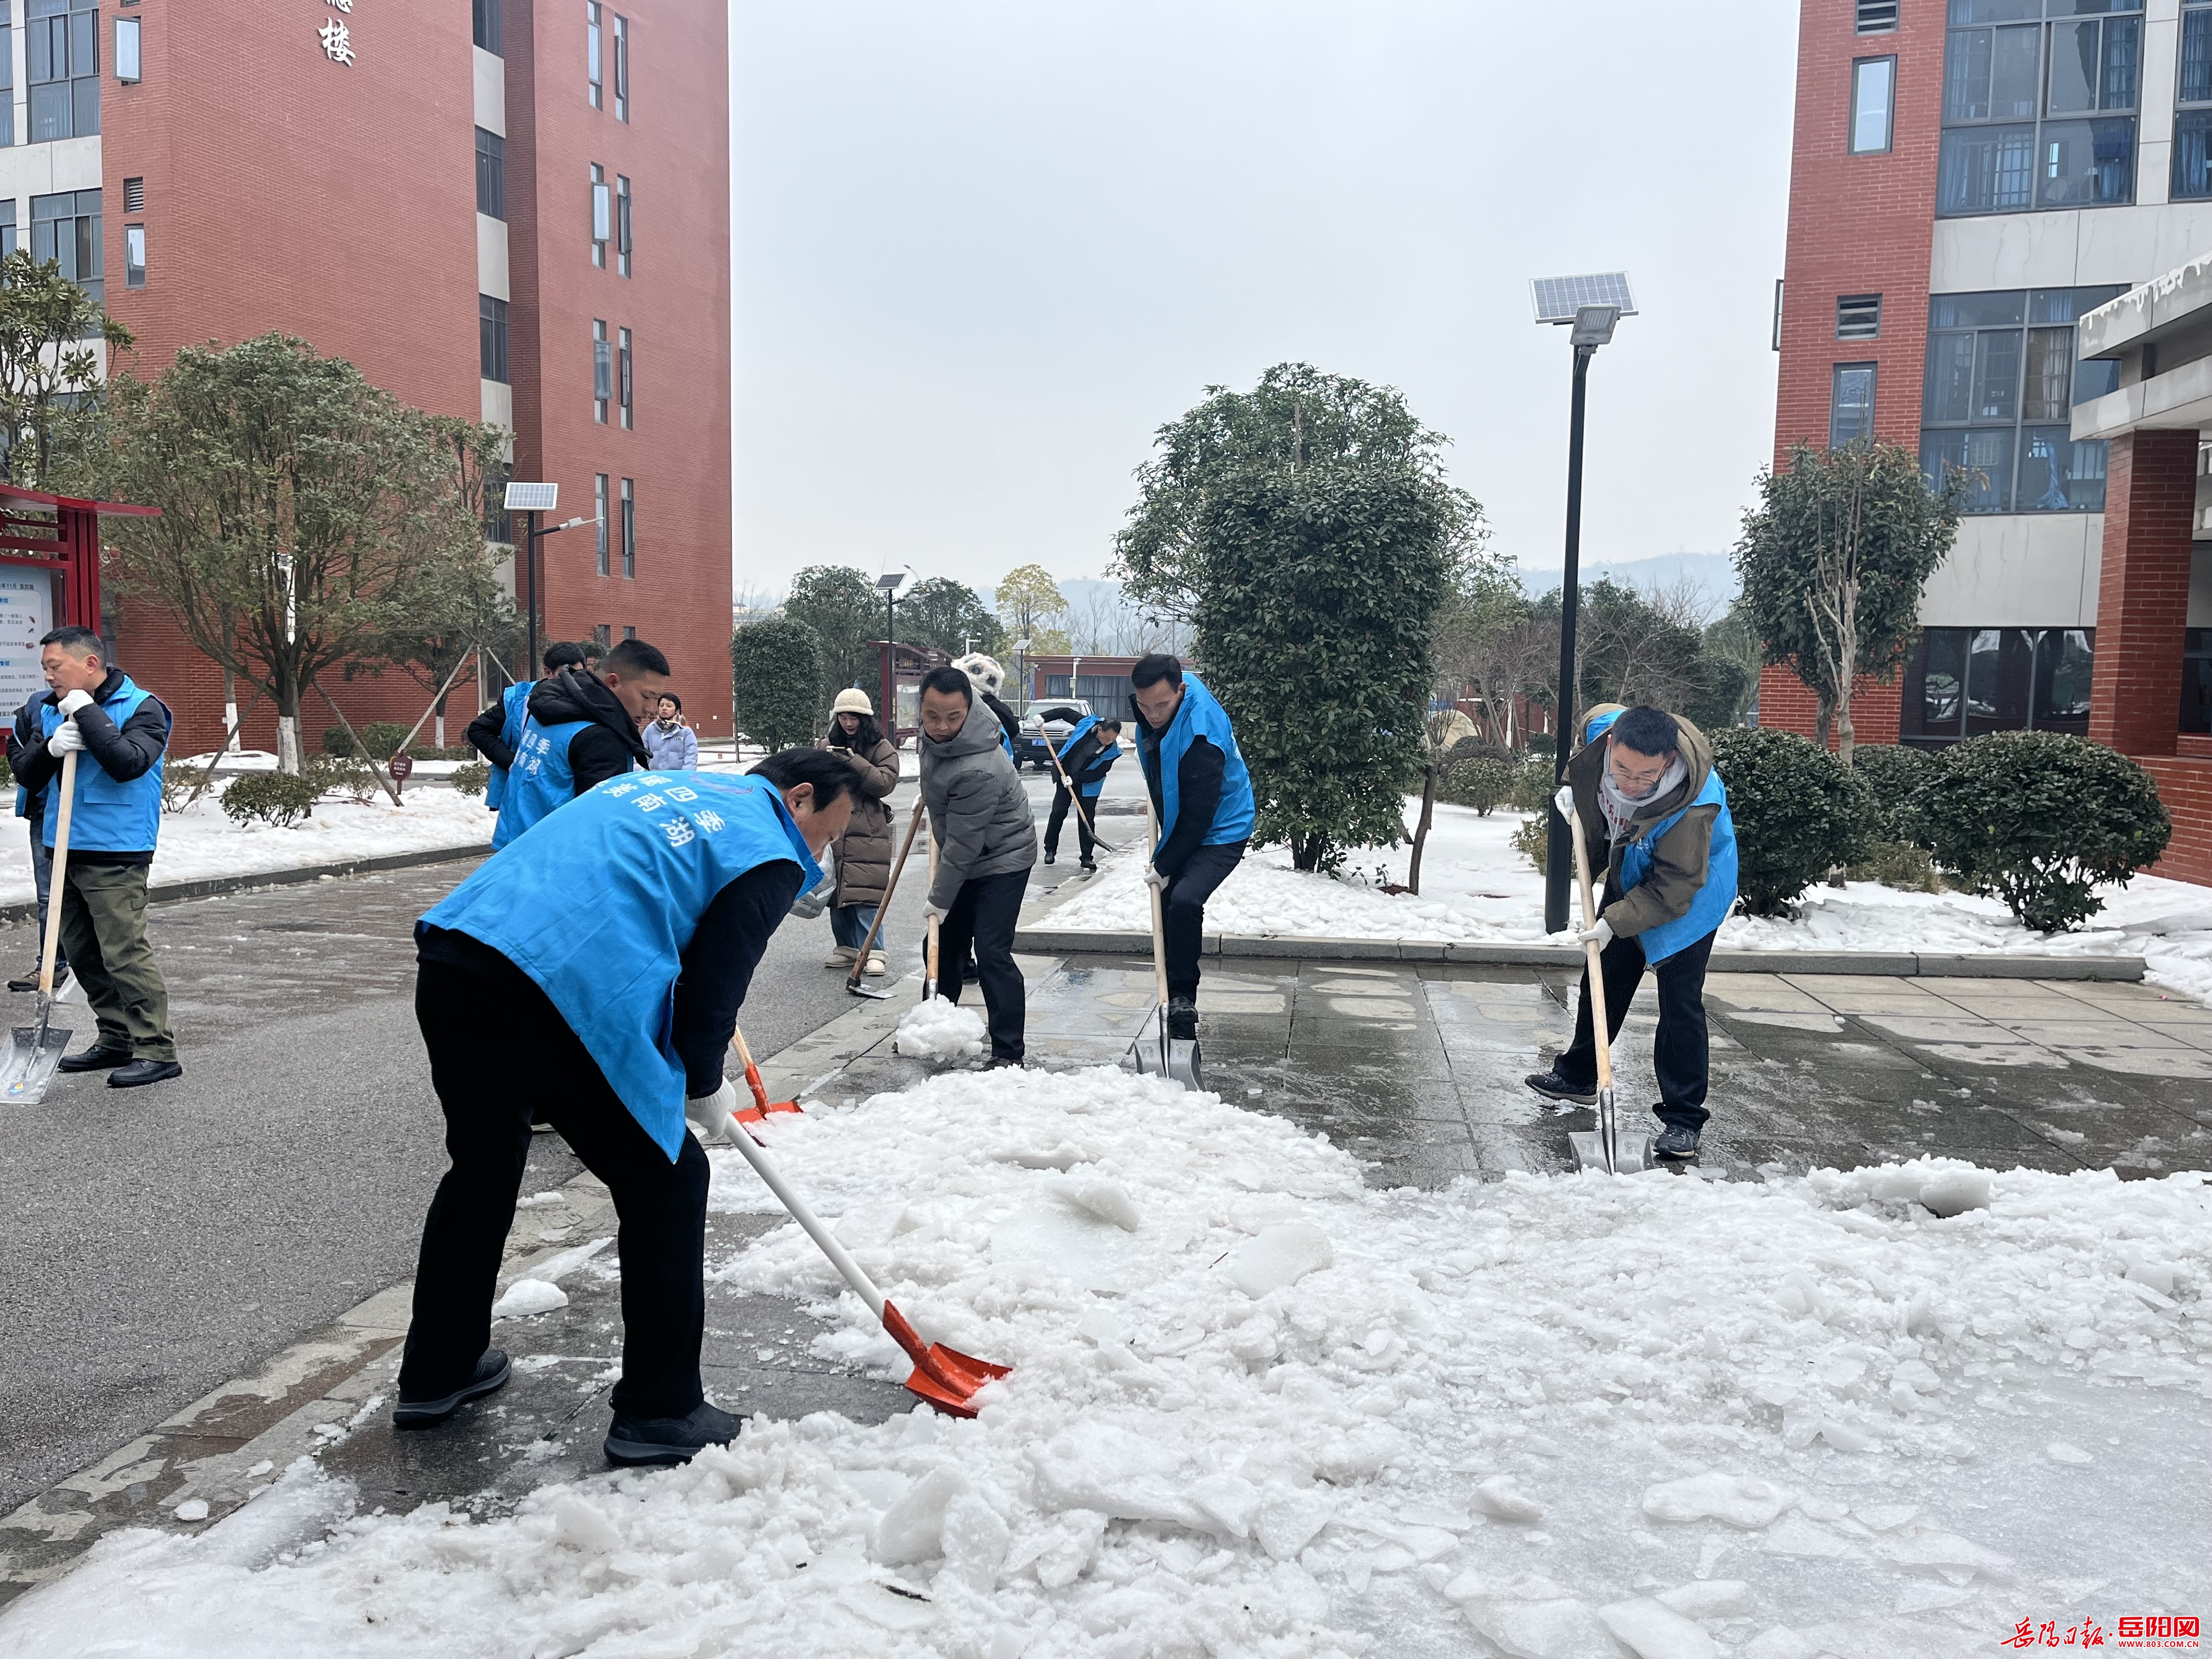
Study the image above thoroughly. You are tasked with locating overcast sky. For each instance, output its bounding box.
[730,1,1800,602]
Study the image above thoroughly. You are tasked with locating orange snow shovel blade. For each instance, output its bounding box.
[730,1023,804,1124]
[881,1299,1011,1418]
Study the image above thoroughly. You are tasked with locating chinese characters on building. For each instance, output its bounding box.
[318,0,356,65]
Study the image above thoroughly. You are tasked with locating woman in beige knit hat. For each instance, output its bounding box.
[816,687,900,974]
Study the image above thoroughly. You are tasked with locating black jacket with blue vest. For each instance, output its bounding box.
[9,668,172,865]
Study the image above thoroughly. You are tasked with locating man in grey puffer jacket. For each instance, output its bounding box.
[917,665,1037,1066]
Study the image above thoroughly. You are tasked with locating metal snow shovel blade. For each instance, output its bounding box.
[713,1098,1010,1417]
[729,1025,804,1126]
[844,802,924,1001]
[2,751,77,1105]
[1558,789,1651,1175]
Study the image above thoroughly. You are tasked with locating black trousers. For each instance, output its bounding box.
[1043,786,1097,862]
[1161,840,1246,1002]
[1553,924,1718,1131]
[937,869,1027,1061]
[399,956,711,1419]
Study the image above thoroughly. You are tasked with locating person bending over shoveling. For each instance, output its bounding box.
[1129,653,1255,1045]
[1525,704,1738,1161]
[393,748,854,1465]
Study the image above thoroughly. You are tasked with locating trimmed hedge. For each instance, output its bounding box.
[221,772,319,828]
[1918,732,2171,932]
[1506,756,1556,814]
[1707,726,1870,917]
[1510,814,1548,875]
[450,760,491,797]
[1436,757,1515,815]
[1849,742,1937,844]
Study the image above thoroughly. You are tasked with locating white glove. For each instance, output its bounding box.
[56,690,94,718]
[685,1077,740,1145]
[46,722,86,757]
[1577,918,1613,948]
[1143,864,1168,890]
[1553,785,1576,822]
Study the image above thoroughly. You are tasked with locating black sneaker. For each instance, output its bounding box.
[109,1058,183,1089]
[986,1055,1023,1070]
[1043,850,1056,866]
[1523,1070,1597,1106]
[604,1400,744,1465]
[394,1350,511,1429]
[1079,859,1097,872]
[57,1043,132,1074]
[1653,1124,1702,1159]
[1167,995,1198,1041]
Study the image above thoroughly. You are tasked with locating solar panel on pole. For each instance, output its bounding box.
[1530,273,1637,324]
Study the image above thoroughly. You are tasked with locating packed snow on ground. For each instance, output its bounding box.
[895,996,988,1062]
[0,784,493,906]
[7,1065,2205,1657]
[1045,800,2212,1003]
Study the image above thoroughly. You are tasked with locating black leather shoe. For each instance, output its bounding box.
[1523,1070,1598,1106]
[57,1044,132,1074]
[109,1058,183,1088]
[394,1350,511,1429]
[1079,860,1097,872]
[1043,850,1056,865]
[604,1401,743,1465]
[1167,995,1198,1041]
[1653,1124,1702,1159]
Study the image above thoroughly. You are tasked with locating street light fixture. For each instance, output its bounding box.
[503,482,585,678]
[877,568,910,732]
[1529,273,1636,934]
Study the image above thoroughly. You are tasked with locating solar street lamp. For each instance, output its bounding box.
[1529,273,1636,934]
[503,481,582,676]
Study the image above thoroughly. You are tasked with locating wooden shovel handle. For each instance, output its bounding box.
[1564,799,1613,1096]
[848,799,924,988]
[38,750,77,996]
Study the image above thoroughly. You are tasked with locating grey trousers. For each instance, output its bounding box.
[57,860,176,1060]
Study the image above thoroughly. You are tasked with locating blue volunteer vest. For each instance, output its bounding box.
[1144,672,1255,853]
[491,714,595,850]
[1584,709,1738,964]
[1057,715,1122,799]
[483,680,532,811]
[420,772,822,1159]
[40,677,167,853]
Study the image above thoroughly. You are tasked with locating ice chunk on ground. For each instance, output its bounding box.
[2047,1441,2095,1465]
[1657,1579,1753,1620]
[874,1466,968,1565]
[1060,1175,1142,1231]
[171,1500,208,1523]
[1643,1473,1794,1528]
[1220,1221,1333,1296]
[1031,1421,1200,1527]
[1917,1169,1991,1217]
[490,1277,567,1318]
[1600,1595,1720,1659]
[1471,1474,1544,1523]
[894,995,986,1060]
[1459,1578,1619,1659]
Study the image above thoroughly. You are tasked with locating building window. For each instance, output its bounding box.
[1831,364,1877,447]
[1938,0,2140,217]
[591,163,608,267]
[479,294,509,383]
[122,174,141,212]
[2175,1,2212,196]
[594,320,611,422]
[595,473,610,575]
[473,0,500,54]
[612,13,628,122]
[0,7,14,148]
[615,174,631,276]
[29,0,101,143]
[620,477,634,578]
[1903,626,2094,743]
[622,625,636,641]
[0,203,15,258]
[1919,286,2125,512]
[2185,629,2212,731]
[31,190,101,308]
[1850,57,1895,154]
[588,1,602,109]
[1857,0,1899,31]
[592,623,611,648]
[1836,293,1882,340]
[475,128,504,219]
[618,327,632,428]
[123,222,142,287]
[113,14,136,82]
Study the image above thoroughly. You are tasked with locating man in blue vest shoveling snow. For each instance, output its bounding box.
[393,748,855,1464]
[1130,653,1255,1045]
[490,636,671,850]
[1525,704,1738,1161]
[466,639,586,819]
[1043,714,1122,871]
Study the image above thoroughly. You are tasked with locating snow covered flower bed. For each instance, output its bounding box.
[1046,801,2212,1003]
[0,784,492,906]
[8,1066,2204,1656]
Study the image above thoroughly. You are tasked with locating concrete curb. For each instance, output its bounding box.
[0,843,491,927]
[1008,926,2148,981]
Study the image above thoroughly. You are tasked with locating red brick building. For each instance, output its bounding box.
[1771,0,2212,882]
[0,0,731,753]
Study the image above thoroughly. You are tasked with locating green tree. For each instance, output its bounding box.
[784,563,879,715]
[1698,599,1764,730]
[0,250,133,493]
[107,334,496,774]
[995,562,1071,656]
[899,576,1006,658]
[732,617,822,752]
[1737,440,1961,763]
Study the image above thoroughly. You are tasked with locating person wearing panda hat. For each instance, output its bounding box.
[951,652,1023,758]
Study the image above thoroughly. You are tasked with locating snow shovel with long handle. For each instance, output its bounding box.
[922,821,944,1003]
[1556,786,1651,1175]
[844,799,924,1001]
[707,1084,1010,1418]
[1126,793,1201,1090]
[1041,732,1120,856]
[729,1023,804,1125]
[3,750,77,1104]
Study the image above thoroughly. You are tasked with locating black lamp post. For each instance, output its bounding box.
[876,569,907,735]
[523,514,587,679]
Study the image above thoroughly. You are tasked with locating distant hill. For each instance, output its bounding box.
[1514,552,1739,622]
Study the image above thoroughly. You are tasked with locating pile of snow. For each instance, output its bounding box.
[0,787,492,906]
[7,1066,2204,1656]
[1046,799,2212,1003]
[894,995,986,1062]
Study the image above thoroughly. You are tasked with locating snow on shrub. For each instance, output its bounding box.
[220,771,320,828]
[1918,731,2171,933]
[1707,726,1869,918]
